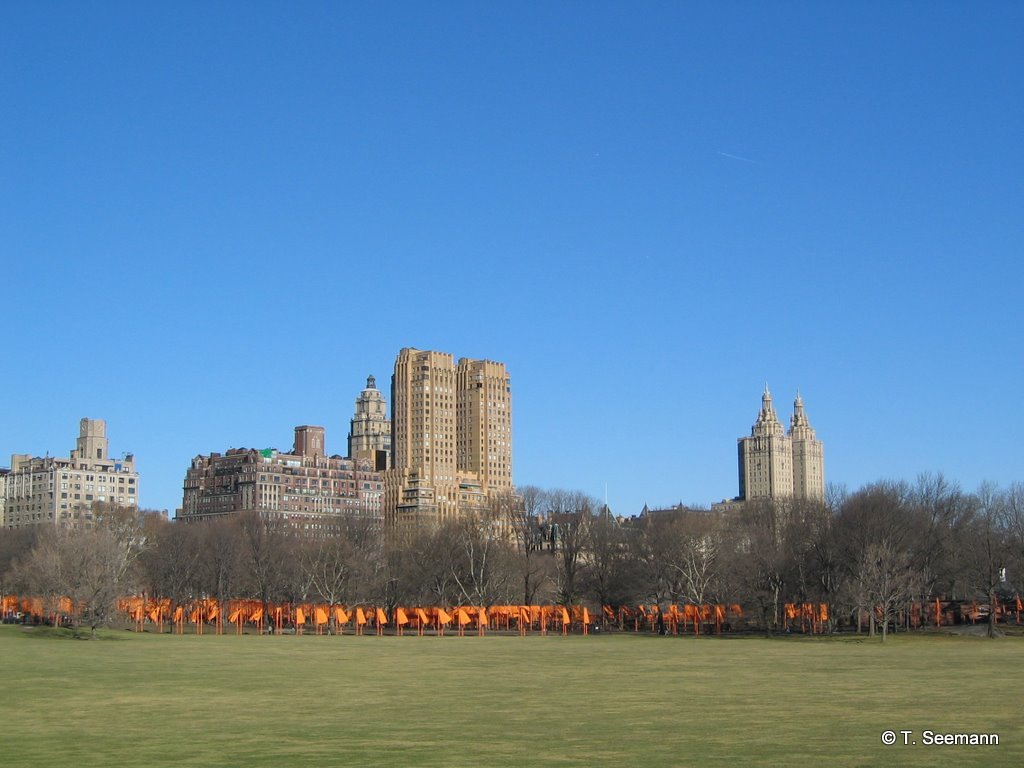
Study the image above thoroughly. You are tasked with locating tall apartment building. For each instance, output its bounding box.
[180,425,383,535]
[3,418,139,529]
[385,348,512,534]
[737,387,825,503]
[347,375,391,471]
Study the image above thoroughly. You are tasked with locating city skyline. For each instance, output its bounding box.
[2,5,1021,516]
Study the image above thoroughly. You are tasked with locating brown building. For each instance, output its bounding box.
[179,425,383,535]
[385,348,512,536]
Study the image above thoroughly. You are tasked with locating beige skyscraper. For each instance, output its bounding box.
[456,357,513,493]
[347,375,391,470]
[789,393,825,501]
[385,348,512,535]
[737,387,824,503]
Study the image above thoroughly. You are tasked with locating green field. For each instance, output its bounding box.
[1,625,1021,767]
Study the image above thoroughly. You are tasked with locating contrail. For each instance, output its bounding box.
[717,151,763,165]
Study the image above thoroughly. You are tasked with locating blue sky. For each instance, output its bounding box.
[2,3,1021,515]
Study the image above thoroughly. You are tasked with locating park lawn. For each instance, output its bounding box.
[0,625,1021,767]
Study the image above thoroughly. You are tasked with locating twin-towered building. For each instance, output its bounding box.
[737,386,825,503]
[386,348,512,533]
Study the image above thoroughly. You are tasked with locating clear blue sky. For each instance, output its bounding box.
[2,3,1021,515]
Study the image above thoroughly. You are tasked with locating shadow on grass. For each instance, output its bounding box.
[8,625,122,641]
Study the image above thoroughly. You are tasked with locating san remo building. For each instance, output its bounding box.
[738,387,825,503]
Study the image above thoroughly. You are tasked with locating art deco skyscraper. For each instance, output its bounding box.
[456,357,513,494]
[385,348,512,534]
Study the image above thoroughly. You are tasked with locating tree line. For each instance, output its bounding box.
[1,474,1022,640]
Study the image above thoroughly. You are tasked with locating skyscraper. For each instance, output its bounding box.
[737,387,824,503]
[456,357,513,493]
[385,348,512,535]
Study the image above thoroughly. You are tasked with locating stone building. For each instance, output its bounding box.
[347,375,391,470]
[736,387,825,503]
[385,348,512,535]
[2,418,139,529]
[179,425,383,535]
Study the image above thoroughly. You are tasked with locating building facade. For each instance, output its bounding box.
[3,418,139,529]
[385,348,512,535]
[347,375,391,471]
[737,387,825,504]
[179,425,383,535]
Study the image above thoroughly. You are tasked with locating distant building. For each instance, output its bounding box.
[347,375,391,471]
[0,468,8,527]
[179,425,383,535]
[3,418,139,529]
[736,387,825,504]
[638,502,706,518]
[385,348,513,535]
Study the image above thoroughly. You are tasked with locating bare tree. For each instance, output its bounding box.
[0,527,39,596]
[298,517,381,628]
[448,504,516,607]
[403,524,463,606]
[547,490,595,606]
[236,511,297,623]
[858,538,922,642]
[730,499,791,634]
[19,523,140,638]
[138,517,202,605]
[998,482,1024,597]
[966,482,1011,638]
[196,517,246,602]
[833,482,915,633]
[508,486,554,605]
[910,473,974,599]
[584,505,639,611]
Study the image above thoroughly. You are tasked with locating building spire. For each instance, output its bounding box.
[752,384,783,437]
[789,391,815,438]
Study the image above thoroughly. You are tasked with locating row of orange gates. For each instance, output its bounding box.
[3,594,739,637]
[112,598,600,636]
[8,595,1020,636]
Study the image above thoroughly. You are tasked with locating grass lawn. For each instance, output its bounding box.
[0,625,1021,766]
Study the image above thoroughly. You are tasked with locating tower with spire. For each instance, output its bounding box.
[737,387,824,503]
[347,375,391,471]
[789,392,825,501]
